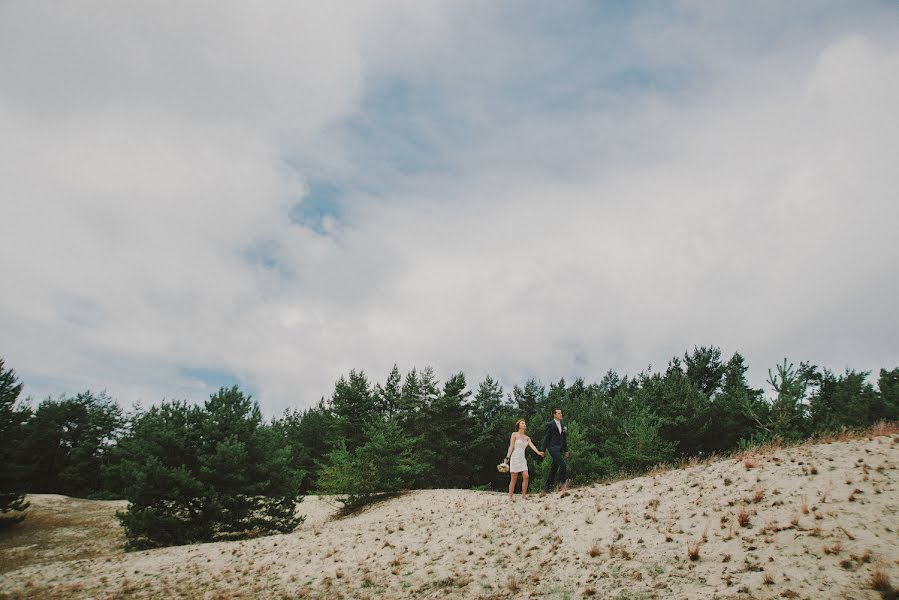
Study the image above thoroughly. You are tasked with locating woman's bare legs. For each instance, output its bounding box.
[509,472,518,501]
[521,472,529,498]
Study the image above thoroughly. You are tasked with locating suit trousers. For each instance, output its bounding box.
[544,446,567,491]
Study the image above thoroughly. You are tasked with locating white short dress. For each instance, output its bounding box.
[509,437,528,473]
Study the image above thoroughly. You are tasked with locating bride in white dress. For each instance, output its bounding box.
[504,420,544,502]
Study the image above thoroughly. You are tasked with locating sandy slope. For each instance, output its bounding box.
[1,433,897,599]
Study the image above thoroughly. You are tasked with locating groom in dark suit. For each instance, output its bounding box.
[541,408,569,492]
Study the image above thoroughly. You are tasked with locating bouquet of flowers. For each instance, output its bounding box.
[496,460,510,474]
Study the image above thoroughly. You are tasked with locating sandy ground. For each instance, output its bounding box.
[1,432,897,599]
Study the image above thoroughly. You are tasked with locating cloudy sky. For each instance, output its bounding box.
[2,1,898,415]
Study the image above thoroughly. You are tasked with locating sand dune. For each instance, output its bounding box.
[1,432,897,599]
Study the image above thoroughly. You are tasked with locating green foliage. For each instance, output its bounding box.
[6,347,897,533]
[765,360,814,440]
[809,369,879,432]
[331,370,376,452]
[705,353,766,452]
[376,364,402,417]
[635,363,712,456]
[199,388,300,539]
[23,390,124,497]
[396,366,440,487]
[115,387,303,550]
[420,373,476,488]
[597,389,677,474]
[112,400,211,547]
[0,358,31,528]
[469,375,515,487]
[684,345,726,397]
[316,417,425,511]
[271,399,336,493]
[878,368,899,421]
[512,379,547,424]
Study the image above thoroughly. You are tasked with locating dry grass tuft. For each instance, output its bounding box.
[507,575,520,593]
[823,541,843,555]
[589,543,601,558]
[737,508,751,528]
[687,539,702,562]
[609,543,633,560]
[869,421,899,438]
[870,565,896,599]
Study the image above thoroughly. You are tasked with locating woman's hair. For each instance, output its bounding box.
[514,419,526,433]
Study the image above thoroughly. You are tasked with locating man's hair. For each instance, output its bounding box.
[552,408,561,416]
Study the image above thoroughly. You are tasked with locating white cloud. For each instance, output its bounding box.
[1,2,897,414]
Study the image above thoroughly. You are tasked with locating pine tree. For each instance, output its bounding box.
[0,358,31,528]
[198,387,302,540]
[316,417,425,511]
[766,360,813,440]
[116,388,303,549]
[704,352,765,452]
[636,360,712,456]
[877,368,899,422]
[601,403,675,473]
[23,391,124,497]
[376,364,403,418]
[330,370,375,452]
[271,400,337,493]
[809,369,880,432]
[399,368,422,420]
[512,378,546,423]
[684,346,726,398]
[114,400,211,549]
[470,375,513,488]
[423,373,476,488]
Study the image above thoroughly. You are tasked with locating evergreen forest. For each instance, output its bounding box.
[1,349,897,549]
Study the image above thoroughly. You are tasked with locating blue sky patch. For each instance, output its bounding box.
[180,367,243,394]
[289,180,343,234]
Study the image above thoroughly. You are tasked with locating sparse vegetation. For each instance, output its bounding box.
[687,538,702,561]
[870,565,895,598]
[2,344,897,600]
[824,541,843,555]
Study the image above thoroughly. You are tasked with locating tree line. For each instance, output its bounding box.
[1,349,897,548]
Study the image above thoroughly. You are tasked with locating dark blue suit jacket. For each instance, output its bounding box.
[541,420,568,452]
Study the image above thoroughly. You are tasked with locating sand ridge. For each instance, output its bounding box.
[1,432,897,599]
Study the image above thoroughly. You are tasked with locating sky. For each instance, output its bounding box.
[1,1,898,415]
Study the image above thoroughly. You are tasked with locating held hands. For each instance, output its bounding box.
[538,451,545,457]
